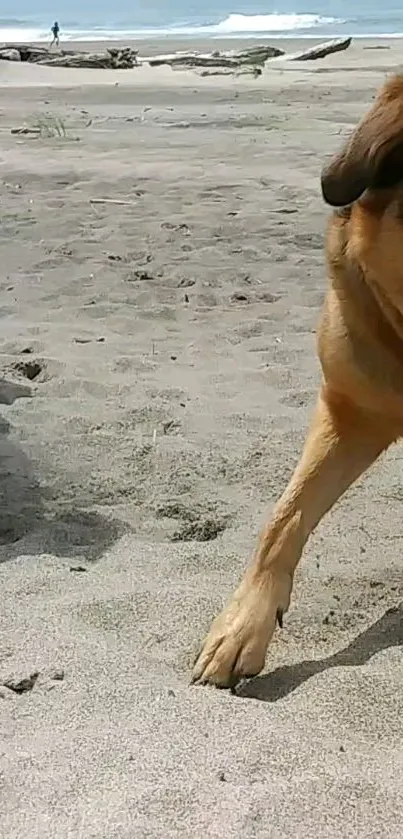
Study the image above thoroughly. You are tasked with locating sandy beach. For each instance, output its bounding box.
[1,37,403,837]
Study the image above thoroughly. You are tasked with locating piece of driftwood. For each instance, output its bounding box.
[10,126,41,135]
[0,48,21,61]
[90,198,137,206]
[196,68,234,77]
[197,66,262,78]
[158,55,240,68]
[1,43,77,60]
[145,44,284,68]
[36,53,116,69]
[277,37,352,62]
[225,44,284,63]
[0,44,139,69]
[2,44,53,60]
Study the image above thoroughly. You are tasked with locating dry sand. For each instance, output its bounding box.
[1,38,403,838]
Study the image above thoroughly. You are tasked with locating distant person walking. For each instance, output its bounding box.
[50,21,60,47]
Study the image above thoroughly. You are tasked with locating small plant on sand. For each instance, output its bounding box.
[31,112,67,139]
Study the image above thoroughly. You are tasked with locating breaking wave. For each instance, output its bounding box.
[0,12,345,42]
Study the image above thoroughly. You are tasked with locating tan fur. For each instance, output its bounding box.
[192,74,403,688]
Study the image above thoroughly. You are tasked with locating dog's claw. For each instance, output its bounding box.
[276,608,283,628]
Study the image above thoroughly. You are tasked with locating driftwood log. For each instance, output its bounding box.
[143,39,351,70]
[154,55,240,69]
[0,48,21,61]
[0,44,139,69]
[145,44,284,68]
[275,37,352,62]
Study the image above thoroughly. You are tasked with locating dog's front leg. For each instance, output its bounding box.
[192,386,392,687]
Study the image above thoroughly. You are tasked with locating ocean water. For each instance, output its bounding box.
[1,0,403,43]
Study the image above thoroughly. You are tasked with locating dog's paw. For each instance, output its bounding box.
[192,574,293,688]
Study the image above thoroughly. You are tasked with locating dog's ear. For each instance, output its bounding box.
[321,76,403,207]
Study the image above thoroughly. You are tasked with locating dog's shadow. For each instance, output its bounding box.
[236,604,403,702]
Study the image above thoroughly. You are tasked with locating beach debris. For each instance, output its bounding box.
[10,126,41,135]
[47,668,65,681]
[0,48,21,61]
[231,292,249,303]
[73,336,104,344]
[0,38,352,76]
[90,197,137,206]
[164,120,190,128]
[1,667,66,695]
[0,44,139,69]
[162,419,180,434]
[278,37,352,62]
[177,277,195,287]
[227,44,284,64]
[128,269,154,282]
[142,39,351,71]
[146,44,284,68]
[2,670,39,694]
[198,66,262,78]
[161,222,190,234]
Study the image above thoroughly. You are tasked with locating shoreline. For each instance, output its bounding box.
[1,35,403,56]
[3,30,403,45]
[28,34,403,51]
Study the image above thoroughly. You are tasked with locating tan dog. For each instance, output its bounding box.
[192,73,403,688]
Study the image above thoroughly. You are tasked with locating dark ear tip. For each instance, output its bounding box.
[320,173,348,207]
[320,162,339,206]
[320,167,367,208]
[321,178,346,207]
